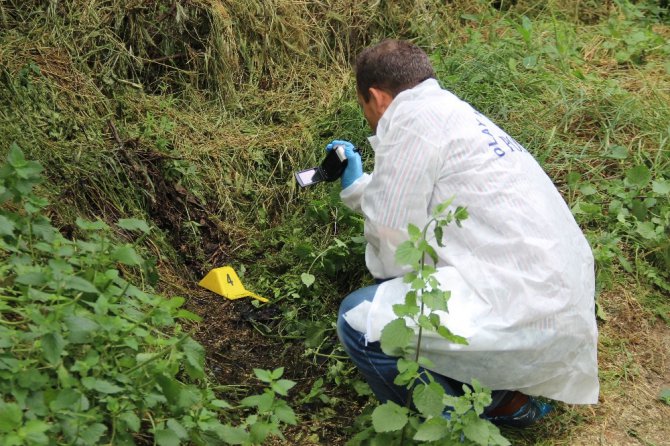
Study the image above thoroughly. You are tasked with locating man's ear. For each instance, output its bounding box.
[369,87,393,114]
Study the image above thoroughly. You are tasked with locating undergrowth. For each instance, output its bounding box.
[0,145,297,445]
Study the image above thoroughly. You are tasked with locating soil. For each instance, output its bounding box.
[176,281,363,445]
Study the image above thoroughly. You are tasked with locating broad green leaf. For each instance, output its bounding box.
[405,290,418,308]
[437,326,468,344]
[42,332,65,365]
[394,359,418,387]
[419,240,438,264]
[490,428,511,446]
[397,358,419,375]
[166,419,189,439]
[606,145,628,159]
[566,171,581,189]
[270,367,284,380]
[413,382,446,417]
[0,401,22,433]
[411,277,425,290]
[444,394,474,416]
[422,290,450,312]
[75,217,109,231]
[15,271,47,286]
[418,314,433,331]
[304,321,328,348]
[407,223,422,241]
[16,163,44,180]
[371,402,408,432]
[380,319,413,356]
[652,180,670,195]
[393,303,418,318]
[240,392,274,412]
[273,402,297,424]
[353,380,373,397]
[300,273,315,287]
[630,199,647,220]
[463,416,492,445]
[64,275,98,293]
[579,183,597,196]
[175,309,202,322]
[19,419,50,444]
[118,218,151,233]
[625,165,651,188]
[156,374,183,405]
[211,399,232,409]
[429,313,441,329]
[7,143,27,167]
[81,377,123,394]
[636,221,658,240]
[271,379,296,396]
[395,240,422,266]
[155,428,180,446]
[254,368,273,383]
[219,425,250,445]
[249,421,275,444]
[417,355,435,369]
[112,245,143,266]
[65,315,100,344]
[182,337,205,379]
[413,417,449,442]
[0,215,15,236]
[78,423,107,446]
[0,333,12,349]
[162,296,186,309]
[50,389,89,411]
[119,412,141,432]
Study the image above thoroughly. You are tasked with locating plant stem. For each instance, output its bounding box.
[400,218,435,445]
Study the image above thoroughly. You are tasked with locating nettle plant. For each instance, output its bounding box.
[0,144,296,446]
[350,200,509,446]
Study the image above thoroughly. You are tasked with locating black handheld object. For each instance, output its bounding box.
[295,145,348,187]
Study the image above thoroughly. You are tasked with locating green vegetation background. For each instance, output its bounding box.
[1,0,669,444]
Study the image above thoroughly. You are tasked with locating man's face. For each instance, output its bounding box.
[357,91,380,134]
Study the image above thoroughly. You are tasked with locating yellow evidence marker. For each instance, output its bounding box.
[198,266,268,303]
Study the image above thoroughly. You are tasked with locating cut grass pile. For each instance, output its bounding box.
[1,0,669,444]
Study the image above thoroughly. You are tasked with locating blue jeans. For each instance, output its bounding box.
[336,284,510,412]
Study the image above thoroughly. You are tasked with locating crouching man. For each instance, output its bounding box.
[330,39,599,427]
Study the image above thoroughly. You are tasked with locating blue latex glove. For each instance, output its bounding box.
[326,139,363,189]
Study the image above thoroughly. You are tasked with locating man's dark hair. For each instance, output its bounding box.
[355,39,435,102]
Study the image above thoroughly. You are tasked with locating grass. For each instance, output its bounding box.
[1,0,669,445]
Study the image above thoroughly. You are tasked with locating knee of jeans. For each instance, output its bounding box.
[336,312,350,345]
[336,313,364,355]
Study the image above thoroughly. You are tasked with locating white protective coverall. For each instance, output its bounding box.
[341,79,599,404]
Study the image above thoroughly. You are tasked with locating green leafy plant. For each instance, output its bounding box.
[570,161,670,292]
[349,199,509,446]
[0,144,296,445]
[221,367,297,445]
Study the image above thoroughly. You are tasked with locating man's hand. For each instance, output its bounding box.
[326,140,363,189]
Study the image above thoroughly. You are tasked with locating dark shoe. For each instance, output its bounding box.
[485,396,553,428]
